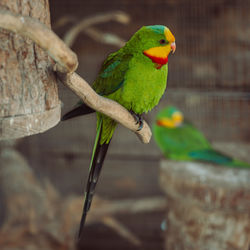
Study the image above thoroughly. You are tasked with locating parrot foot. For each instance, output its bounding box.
[130,111,144,131]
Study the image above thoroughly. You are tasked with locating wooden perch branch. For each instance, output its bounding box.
[0,9,151,143]
[58,73,152,143]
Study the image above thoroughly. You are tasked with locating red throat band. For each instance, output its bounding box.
[143,51,168,68]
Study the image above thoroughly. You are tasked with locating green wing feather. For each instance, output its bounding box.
[93,51,133,96]
[91,51,133,144]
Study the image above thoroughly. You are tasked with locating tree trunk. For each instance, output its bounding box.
[0,0,60,140]
[160,160,250,250]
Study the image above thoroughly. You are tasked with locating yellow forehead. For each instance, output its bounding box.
[164,28,175,43]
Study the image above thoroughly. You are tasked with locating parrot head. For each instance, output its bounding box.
[155,106,183,128]
[127,25,176,69]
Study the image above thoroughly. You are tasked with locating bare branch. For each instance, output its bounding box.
[89,195,167,218]
[52,15,77,29]
[101,216,141,246]
[63,11,130,47]
[0,10,78,73]
[84,27,126,47]
[0,10,151,143]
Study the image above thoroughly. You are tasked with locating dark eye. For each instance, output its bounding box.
[159,39,167,45]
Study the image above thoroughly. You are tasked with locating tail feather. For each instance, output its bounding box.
[61,103,95,121]
[189,149,250,169]
[78,118,111,239]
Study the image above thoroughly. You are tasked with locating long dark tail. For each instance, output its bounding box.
[61,103,95,121]
[78,119,110,239]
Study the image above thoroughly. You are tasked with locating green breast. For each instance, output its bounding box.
[120,55,168,114]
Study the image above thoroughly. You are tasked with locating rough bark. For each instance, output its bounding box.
[0,0,60,140]
[160,160,250,250]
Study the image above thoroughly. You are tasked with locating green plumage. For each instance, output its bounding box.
[92,26,169,144]
[153,106,250,168]
[62,25,175,238]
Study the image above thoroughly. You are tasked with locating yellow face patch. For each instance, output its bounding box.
[157,118,176,128]
[143,44,172,59]
[157,111,183,128]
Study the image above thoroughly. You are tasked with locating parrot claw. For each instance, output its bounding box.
[137,120,144,131]
[130,111,144,131]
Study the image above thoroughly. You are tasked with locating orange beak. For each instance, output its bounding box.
[164,27,176,54]
[171,42,176,53]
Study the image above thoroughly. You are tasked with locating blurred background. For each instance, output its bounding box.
[1,0,250,249]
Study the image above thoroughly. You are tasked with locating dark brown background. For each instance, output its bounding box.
[16,0,250,249]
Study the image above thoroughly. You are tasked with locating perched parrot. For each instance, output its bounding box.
[62,25,176,238]
[153,106,250,168]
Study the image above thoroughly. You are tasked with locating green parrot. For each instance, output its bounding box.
[153,106,250,168]
[62,25,176,238]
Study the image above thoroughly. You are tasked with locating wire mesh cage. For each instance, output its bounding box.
[164,0,250,142]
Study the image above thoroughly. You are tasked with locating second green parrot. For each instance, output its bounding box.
[62,25,176,238]
[153,106,250,168]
